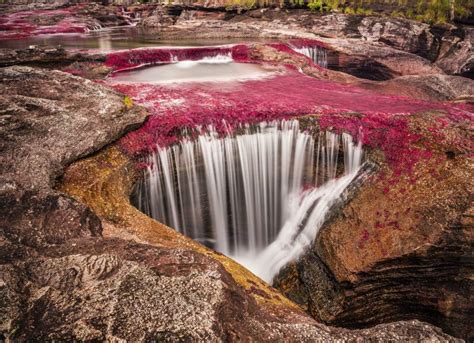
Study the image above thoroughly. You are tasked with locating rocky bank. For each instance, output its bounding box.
[1,3,473,342]
[0,66,463,342]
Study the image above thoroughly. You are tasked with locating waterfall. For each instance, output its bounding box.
[85,23,103,33]
[121,8,141,26]
[168,52,233,68]
[291,45,328,68]
[172,52,234,66]
[136,120,363,282]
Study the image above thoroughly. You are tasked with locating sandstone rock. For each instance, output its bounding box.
[1,223,461,342]
[360,74,474,102]
[274,111,474,340]
[0,66,145,192]
[0,47,104,68]
[435,27,473,77]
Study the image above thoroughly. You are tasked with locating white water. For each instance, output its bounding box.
[291,45,328,68]
[136,120,362,282]
[111,53,272,84]
[85,24,103,33]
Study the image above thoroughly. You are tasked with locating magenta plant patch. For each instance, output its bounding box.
[103,45,473,177]
[0,5,89,40]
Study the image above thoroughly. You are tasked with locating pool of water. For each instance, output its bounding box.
[0,26,274,51]
[110,58,274,84]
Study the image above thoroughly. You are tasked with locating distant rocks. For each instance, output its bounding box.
[138,8,473,79]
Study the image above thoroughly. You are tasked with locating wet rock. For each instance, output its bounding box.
[360,74,474,102]
[275,112,474,340]
[0,47,104,68]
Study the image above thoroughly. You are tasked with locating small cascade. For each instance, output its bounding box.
[172,52,234,66]
[85,23,103,32]
[121,8,141,26]
[199,52,233,64]
[291,45,328,68]
[134,120,363,282]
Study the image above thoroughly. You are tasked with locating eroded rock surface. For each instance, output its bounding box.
[140,9,472,78]
[0,66,144,192]
[0,52,463,342]
[274,111,474,340]
[1,215,461,342]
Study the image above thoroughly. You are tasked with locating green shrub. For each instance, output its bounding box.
[344,6,356,14]
[307,0,323,12]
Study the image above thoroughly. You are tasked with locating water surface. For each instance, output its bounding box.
[0,26,273,51]
[110,58,273,84]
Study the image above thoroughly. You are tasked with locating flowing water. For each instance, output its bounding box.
[110,53,273,84]
[291,45,328,68]
[134,120,363,282]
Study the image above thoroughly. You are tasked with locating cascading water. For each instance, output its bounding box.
[291,45,328,68]
[111,52,272,84]
[134,120,363,282]
[171,52,234,67]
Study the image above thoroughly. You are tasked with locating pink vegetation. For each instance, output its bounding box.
[0,6,88,40]
[105,45,250,72]
[103,46,473,176]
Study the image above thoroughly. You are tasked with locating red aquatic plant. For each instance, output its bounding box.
[102,45,472,178]
[105,45,251,72]
[0,5,89,40]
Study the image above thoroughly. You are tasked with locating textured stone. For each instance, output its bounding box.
[275,112,474,340]
[0,66,145,192]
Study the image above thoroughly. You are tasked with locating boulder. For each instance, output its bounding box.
[435,27,473,77]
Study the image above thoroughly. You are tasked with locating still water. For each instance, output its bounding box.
[0,26,270,51]
[110,56,273,84]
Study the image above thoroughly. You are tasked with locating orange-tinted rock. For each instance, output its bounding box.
[275,112,473,340]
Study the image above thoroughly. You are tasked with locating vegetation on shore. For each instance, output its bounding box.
[226,0,472,24]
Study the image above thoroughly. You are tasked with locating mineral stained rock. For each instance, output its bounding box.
[0,59,462,342]
[274,111,473,340]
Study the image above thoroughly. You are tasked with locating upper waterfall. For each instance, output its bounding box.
[291,45,328,68]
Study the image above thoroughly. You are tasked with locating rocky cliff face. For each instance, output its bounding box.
[0,66,462,342]
[274,110,473,340]
[137,8,473,79]
[1,4,473,340]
